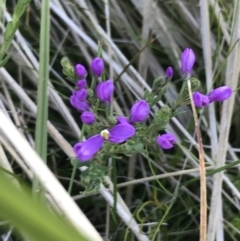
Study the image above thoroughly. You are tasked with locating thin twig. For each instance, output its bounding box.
[187,79,207,241]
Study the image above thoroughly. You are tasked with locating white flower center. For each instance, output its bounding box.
[100,129,110,140]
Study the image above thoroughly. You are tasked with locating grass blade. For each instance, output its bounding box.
[33,0,50,194]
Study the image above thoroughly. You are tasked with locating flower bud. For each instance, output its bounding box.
[80,111,95,125]
[75,64,87,77]
[193,91,209,108]
[96,80,114,103]
[129,100,150,124]
[107,116,118,125]
[61,57,70,67]
[208,86,232,103]
[91,57,104,77]
[181,48,195,76]
[70,89,89,111]
[165,67,173,78]
[157,133,176,149]
[76,79,87,89]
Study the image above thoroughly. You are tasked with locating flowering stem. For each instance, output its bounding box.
[187,79,207,241]
[68,125,85,194]
[112,158,117,215]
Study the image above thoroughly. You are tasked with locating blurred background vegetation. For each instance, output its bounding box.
[0,0,240,241]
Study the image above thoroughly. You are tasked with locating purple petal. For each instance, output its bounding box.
[76,89,88,101]
[116,116,129,124]
[208,86,232,103]
[165,66,173,78]
[70,89,88,101]
[96,80,114,103]
[70,96,89,111]
[193,91,209,108]
[76,79,87,89]
[129,100,150,124]
[73,134,104,161]
[109,124,135,144]
[70,89,90,111]
[181,48,196,75]
[91,57,104,77]
[157,133,176,149]
[80,111,95,125]
[75,64,87,77]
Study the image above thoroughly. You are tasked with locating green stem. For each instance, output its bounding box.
[146,146,173,197]
[152,203,172,241]
[68,125,85,194]
[32,0,50,197]
[90,76,97,90]
[112,158,117,215]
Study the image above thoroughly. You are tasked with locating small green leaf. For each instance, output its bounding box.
[152,76,164,90]
[143,90,150,100]
[12,0,31,21]
[80,162,109,193]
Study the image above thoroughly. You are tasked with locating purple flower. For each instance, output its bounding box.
[108,124,135,143]
[81,111,95,125]
[193,91,209,108]
[157,133,176,149]
[181,48,195,75]
[165,67,173,78]
[208,86,232,103]
[129,100,150,124]
[76,79,87,89]
[73,124,135,161]
[91,57,104,77]
[70,89,89,111]
[96,80,114,103]
[74,134,104,161]
[75,64,87,77]
[116,116,129,125]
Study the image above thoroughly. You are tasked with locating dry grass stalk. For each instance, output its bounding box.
[188,80,207,241]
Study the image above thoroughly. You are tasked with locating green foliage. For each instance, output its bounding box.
[80,162,109,194]
[61,57,76,81]
[0,0,31,67]
[156,105,172,130]
[0,172,90,241]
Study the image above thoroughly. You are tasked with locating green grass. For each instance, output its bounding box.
[0,1,240,241]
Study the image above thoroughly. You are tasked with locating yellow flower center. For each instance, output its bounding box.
[100,129,110,140]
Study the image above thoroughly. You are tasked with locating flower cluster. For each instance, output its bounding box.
[61,47,235,194]
[70,57,114,126]
[193,86,232,108]
[68,57,178,162]
[179,48,232,107]
[67,47,233,163]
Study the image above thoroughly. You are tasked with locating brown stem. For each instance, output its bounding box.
[187,80,207,241]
